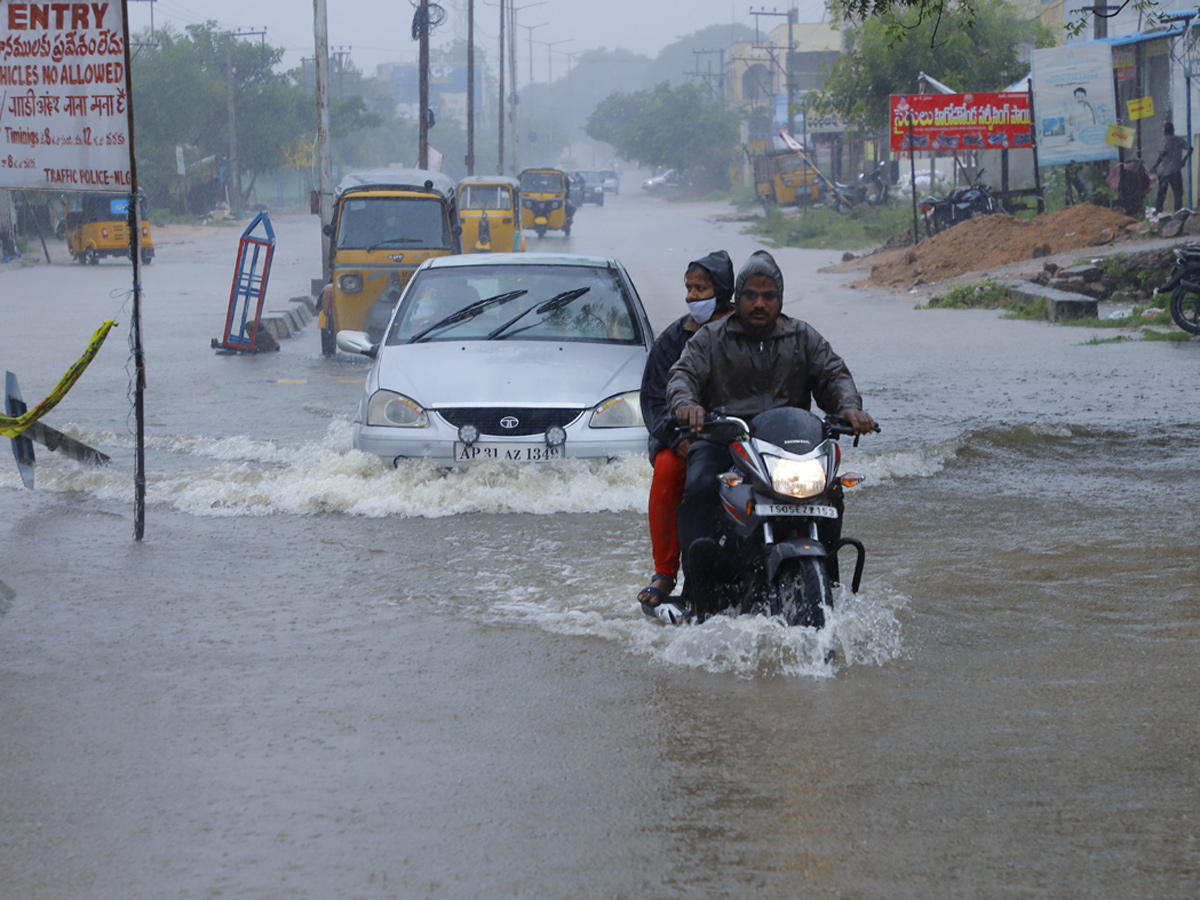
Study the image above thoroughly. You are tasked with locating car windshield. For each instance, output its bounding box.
[460,184,512,210]
[387,264,642,346]
[335,196,451,250]
[521,171,564,194]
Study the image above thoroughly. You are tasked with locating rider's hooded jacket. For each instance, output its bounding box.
[639,250,735,460]
[665,250,863,422]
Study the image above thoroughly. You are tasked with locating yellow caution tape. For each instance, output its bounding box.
[1,320,117,439]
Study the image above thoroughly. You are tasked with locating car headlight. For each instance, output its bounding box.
[764,455,827,498]
[339,273,363,293]
[550,200,562,210]
[366,390,429,428]
[589,391,644,428]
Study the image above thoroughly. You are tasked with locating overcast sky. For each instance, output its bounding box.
[132,0,832,81]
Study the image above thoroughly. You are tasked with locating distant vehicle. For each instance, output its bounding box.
[456,175,526,254]
[63,192,154,266]
[519,167,574,238]
[642,169,685,192]
[599,170,620,194]
[336,253,654,465]
[573,171,606,206]
[318,168,462,355]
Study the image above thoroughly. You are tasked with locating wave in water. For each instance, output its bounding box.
[4,419,1126,519]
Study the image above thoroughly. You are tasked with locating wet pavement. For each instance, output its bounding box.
[1,188,1198,898]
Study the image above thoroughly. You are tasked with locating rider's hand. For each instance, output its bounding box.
[839,409,876,436]
[675,404,707,433]
[673,438,692,458]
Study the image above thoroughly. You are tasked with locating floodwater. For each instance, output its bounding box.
[1,189,1198,899]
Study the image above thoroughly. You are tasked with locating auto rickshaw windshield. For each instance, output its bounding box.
[521,171,564,193]
[336,197,452,250]
[461,184,512,210]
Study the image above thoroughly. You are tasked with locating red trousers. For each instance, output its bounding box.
[648,446,688,577]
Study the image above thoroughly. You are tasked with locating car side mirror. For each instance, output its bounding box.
[335,330,378,358]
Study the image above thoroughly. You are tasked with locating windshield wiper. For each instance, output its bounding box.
[366,237,423,251]
[408,290,529,343]
[486,287,592,340]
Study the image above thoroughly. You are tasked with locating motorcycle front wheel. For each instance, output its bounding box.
[769,557,831,628]
[1170,283,1200,334]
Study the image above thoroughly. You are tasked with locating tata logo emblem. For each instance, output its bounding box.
[500,416,520,430]
[387,253,404,262]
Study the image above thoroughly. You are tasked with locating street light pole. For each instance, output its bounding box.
[519,22,547,86]
[312,0,333,282]
[540,37,573,84]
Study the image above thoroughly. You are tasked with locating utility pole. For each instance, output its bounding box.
[467,0,475,174]
[540,38,572,84]
[520,22,547,86]
[509,1,547,174]
[497,0,505,174]
[750,6,794,132]
[418,0,430,169]
[313,0,333,282]
[222,28,266,214]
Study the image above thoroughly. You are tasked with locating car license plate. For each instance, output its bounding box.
[756,503,838,518]
[454,442,564,462]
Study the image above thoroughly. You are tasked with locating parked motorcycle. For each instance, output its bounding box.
[833,161,890,211]
[1155,242,1200,334]
[659,410,877,629]
[919,168,1000,236]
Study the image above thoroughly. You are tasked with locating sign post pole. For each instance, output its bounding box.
[119,0,146,540]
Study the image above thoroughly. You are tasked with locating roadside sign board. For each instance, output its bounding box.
[888,92,1033,153]
[0,0,132,191]
[1031,42,1119,165]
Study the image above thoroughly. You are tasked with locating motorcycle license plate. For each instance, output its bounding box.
[756,503,838,518]
[454,442,563,462]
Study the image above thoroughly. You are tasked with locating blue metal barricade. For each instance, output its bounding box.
[214,212,276,352]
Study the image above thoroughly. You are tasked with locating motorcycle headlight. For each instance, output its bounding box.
[764,454,827,498]
[589,391,644,428]
[339,273,363,293]
[366,390,429,428]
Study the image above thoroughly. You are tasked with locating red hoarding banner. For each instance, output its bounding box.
[0,0,131,191]
[889,93,1033,153]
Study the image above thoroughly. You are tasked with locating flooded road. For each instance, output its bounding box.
[2,190,1198,898]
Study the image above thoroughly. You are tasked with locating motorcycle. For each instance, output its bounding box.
[657,409,877,629]
[832,161,890,211]
[1155,242,1200,335]
[919,168,1000,237]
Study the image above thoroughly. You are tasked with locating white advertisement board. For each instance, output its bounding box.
[1032,42,1118,165]
[0,1,131,191]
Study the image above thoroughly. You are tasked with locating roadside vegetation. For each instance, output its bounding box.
[917,278,1191,340]
[747,202,915,250]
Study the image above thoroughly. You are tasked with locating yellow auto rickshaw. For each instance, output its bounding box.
[318,168,463,355]
[519,167,574,238]
[456,175,526,254]
[63,192,155,265]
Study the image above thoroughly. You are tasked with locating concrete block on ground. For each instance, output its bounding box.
[1006,283,1098,322]
[1057,263,1102,282]
[287,301,312,324]
[290,295,317,314]
[258,312,294,340]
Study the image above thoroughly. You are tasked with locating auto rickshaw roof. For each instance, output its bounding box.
[457,175,521,189]
[519,167,566,176]
[336,168,456,200]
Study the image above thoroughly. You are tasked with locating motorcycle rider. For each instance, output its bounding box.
[637,251,735,620]
[666,250,875,612]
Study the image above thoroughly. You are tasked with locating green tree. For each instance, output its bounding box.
[131,23,309,212]
[816,0,1054,130]
[584,81,741,186]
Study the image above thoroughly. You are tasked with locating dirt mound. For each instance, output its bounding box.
[866,204,1141,287]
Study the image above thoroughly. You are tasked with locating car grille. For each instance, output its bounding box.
[436,407,585,436]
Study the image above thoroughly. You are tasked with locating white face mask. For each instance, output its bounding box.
[687,297,718,325]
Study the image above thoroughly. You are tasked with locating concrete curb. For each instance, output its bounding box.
[1004,282,1098,322]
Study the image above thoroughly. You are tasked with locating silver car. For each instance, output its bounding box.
[337,254,654,465]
